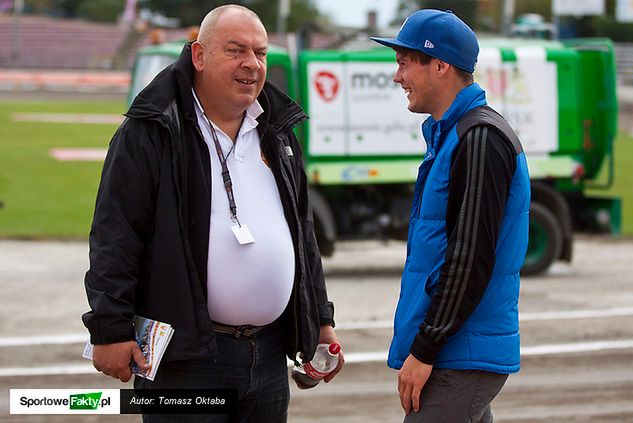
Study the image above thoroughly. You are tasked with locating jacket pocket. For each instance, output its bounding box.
[393,270,431,362]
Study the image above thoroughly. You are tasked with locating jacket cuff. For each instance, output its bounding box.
[410,329,443,365]
[318,302,335,328]
[89,329,136,345]
[83,313,136,345]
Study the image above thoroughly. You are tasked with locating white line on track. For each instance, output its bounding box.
[343,339,633,363]
[1,339,633,377]
[0,334,87,347]
[519,307,633,321]
[336,306,633,330]
[12,113,123,124]
[0,365,97,377]
[3,306,633,348]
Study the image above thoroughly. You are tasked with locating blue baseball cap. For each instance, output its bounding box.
[370,9,479,73]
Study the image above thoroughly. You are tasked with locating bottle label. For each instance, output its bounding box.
[302,362,328,380]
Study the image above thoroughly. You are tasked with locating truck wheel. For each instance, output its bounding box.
[315,224,335,256]
[522,202,563,276]
[531,181,573,262]
[308,188,336,257]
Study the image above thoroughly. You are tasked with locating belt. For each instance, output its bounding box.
[212,321,267,339]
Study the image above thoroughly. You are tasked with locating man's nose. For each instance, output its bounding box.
[242,50,261,70]
[393,70,402,84]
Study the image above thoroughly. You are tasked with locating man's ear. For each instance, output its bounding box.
[436,59,450,74]
[433,59,452,79]
[191,41,205,72]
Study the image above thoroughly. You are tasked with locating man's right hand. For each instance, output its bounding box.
[92,341,149,382]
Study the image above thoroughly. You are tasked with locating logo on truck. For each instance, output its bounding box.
[314,71,339,102]
[351,72,399,89]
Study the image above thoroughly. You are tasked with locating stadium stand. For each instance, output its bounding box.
[0,15,130,68]
[0,14,339,71]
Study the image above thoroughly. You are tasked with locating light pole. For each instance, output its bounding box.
[501,0,515,35]
[277,0,290,36]
[12,0,24,66]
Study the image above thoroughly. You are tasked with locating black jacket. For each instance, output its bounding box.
[83,43,334,363]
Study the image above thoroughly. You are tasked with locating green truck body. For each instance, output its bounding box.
[128,38,620,275]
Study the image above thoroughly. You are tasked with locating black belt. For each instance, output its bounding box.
[212,321,267,339]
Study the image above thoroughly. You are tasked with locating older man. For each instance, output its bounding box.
[83,5,342,422]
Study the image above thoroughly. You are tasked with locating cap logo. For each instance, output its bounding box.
[424,40,434,49]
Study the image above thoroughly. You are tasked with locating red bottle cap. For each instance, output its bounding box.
[328,343,341,355]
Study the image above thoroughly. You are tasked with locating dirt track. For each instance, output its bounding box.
[1,236,633,422]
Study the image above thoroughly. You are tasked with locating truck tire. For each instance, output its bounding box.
[522,202,563,276]
[531,181,573,262]
[308,188,336,257]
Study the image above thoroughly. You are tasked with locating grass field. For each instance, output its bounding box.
[588,130,633,235]
[0,101,124,238]
[0,100,632,238]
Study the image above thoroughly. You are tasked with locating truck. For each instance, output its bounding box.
[128,37,620,275]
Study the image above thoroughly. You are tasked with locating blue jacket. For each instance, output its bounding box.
[388,83,530,373]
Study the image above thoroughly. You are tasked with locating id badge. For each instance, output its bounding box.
[231,224,255,245]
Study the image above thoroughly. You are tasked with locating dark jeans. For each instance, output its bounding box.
[403,369,509,423]
[135,322,289,423]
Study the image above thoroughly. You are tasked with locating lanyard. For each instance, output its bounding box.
[207,119,241,227]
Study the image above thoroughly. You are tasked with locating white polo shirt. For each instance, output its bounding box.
[192,90,295,326]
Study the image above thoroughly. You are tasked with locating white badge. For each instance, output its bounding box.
[231,224,255,245]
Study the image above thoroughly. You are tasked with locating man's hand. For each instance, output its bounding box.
[318,325,345,382]
[398,354,433,415]
[92,341,150,383]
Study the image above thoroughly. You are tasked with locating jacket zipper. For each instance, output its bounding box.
[269,105,306,361]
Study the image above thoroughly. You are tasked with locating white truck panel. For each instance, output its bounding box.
[476,47,558,154]
[308,47,559,157]
[307,61,425,156]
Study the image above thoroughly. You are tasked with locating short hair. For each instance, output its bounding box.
[395,47,432,65]
[197,5,264,45]
[395,47,474,84]
[455,68,474,84]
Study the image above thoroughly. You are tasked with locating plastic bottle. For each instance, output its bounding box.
[291,343,341,389]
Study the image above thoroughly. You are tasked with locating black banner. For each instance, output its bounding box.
[120,389,237,414]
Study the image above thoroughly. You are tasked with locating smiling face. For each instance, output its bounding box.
[393,49,438,116]
[192,9,267,121]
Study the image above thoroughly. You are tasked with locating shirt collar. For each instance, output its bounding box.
[191,88,263,130]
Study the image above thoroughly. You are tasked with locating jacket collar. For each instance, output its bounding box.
[125,43,196,123]
[125,42,307,134]
[256,81,307,137]
[421,83,486,153]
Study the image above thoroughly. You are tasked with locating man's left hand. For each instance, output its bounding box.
[318,325,344,382]
[398,354,433,415]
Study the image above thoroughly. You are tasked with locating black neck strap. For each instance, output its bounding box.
[207,119,241,227]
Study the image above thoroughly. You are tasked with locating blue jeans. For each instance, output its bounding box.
[135,322,289,423]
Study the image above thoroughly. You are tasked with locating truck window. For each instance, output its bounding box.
[129,54,178,101]
[267,65,288,94]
